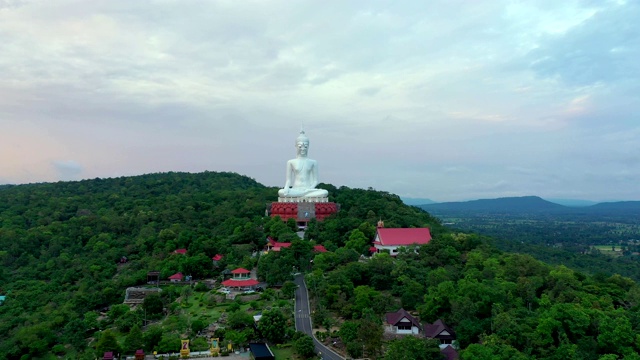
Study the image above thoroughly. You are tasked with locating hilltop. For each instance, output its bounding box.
[0,171,441,359]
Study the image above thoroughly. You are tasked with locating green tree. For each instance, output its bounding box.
[339,321,359,344]
[63,318,88,350]
[95,330,121,356]
[182,253,213,278]
[225,329,250,349]
[123,325,143,353]
[358,317,383,358]
[192,318,208,334]
[142,292,164,318]
[257,309,288,343]
[143,325,163,351]
[294,332,316,359]
[84,311,99,330]
[345,229,368,254]
[227,310,254,329]
[281,281,298,299]
[181,286,194,303]
[157,334,181,353]
[384,336,443,360]
[107,304,130,322]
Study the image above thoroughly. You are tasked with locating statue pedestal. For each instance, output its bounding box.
[268,201,338,226]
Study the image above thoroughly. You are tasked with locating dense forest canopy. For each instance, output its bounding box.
[0,172,440,358]
[422,200,640,282]
[1,172,640,360]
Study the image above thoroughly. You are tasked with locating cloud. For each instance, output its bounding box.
[0,0,638,201]
[527,1,640,86]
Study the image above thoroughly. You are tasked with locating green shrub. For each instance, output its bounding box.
[194,282,208,292]
[52,344,66,355]
[227,302,241,312]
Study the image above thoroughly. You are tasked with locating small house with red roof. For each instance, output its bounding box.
[313,245,328,253]
[371,227,432,256]
[266,237,293,252]
[212,254,224,267]
[103,352,114,360]
[221,268,260,289]
[168,272,184,282]
[385,308,421,335]
[174,248,187,255]
[424,319,456,349]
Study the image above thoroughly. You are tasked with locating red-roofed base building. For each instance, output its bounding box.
[268,201,339,228]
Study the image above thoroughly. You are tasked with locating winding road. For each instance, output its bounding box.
[294,274,344,360]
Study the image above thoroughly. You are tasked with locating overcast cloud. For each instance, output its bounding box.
[0,0,638,201]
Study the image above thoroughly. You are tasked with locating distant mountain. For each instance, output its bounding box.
[588,201,640,214]
[545,198,598,207]
[420,196,568,213]
[401,197,437,206]
[420,196,640,216]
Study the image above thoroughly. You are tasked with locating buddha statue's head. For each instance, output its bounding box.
[296,130,309,157]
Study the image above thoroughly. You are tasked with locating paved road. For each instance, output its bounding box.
[294,274,344,360]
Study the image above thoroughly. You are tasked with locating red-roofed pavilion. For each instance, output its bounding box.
[221,278,260,288]
[371,227,432,255]
[221,268,259,289]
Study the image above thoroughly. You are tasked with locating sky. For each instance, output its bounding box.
[0,0,638,202]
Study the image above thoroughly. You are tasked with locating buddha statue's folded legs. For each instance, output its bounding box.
[278,187,328,198]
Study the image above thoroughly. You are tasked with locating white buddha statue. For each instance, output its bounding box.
[278,130,329,200]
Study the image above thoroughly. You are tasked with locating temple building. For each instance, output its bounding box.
[370,221,432,255]
[221,268,260,290]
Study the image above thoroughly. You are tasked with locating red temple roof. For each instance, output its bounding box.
[313,245,328,253]
[174,248,187,254]
[231,268,251,274]
[373,228,432,246]
[268,238,293,249]
[212,254,223,261]
[221,279,260,287]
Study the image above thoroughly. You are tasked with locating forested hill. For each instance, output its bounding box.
[0,171,442,358]
[589,201,640,214]
[3,172,640,359]
[420,196,567,213]
[420,196,640,215]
